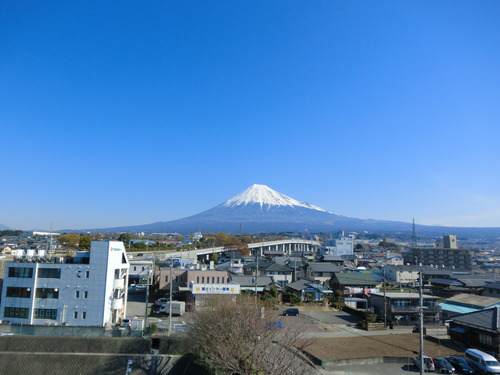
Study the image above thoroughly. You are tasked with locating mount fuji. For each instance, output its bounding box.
[87,184,413,234]
[73,184,500,237]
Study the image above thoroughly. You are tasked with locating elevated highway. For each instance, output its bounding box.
[141,239,321,261]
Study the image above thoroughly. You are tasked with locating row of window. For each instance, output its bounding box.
[3,307,88,320]
[6,287,90,300]
[8,267,90,279]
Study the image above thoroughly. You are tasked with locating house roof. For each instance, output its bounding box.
[484,281,500,290]
[320,255,344,262]
[307,262,344,273]
[229,275,275,287]
[332,272,377,286]
[454,277,493,288]
[285,279,332,293]
[285,279,311,291]
[445,293,500,308]
[370,292,440,300]
[264,263,293,273]
[452,306,500,331]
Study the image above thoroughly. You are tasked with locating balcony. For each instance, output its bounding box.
[112,298,124,310]
[113,278,125,290]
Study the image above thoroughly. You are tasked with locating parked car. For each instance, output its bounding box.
[434,358,455,373]
[445,357,475,374]
[283,308,300,316]
[154,297,170,305]
[414,355,435,372]
[465,348,500,375]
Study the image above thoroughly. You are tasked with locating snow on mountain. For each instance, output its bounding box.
[223,184,329,212]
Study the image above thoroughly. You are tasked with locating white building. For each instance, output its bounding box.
[324,237,354,256]
[0,240,129,327]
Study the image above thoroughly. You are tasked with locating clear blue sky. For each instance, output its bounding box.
[2,1,500,230]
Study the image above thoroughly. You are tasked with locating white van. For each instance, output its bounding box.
[465,348,500,374]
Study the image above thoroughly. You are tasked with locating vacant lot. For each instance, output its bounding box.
[303,333,461,361]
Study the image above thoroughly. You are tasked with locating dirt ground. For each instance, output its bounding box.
[302,334,461,361]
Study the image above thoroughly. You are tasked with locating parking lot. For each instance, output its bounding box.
[321,362,422,375]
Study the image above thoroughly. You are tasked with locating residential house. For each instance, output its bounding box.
[449,306,500,356]
[439,293,500,321]
[483,281,500,298]
[285,279,332,302]
[329,272,379,298]
[228,275,278,293]
[369,292,441,326]
[305,262,344,285]
[261,263,294,287]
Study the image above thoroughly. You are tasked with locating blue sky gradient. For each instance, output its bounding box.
[2,1,500,230]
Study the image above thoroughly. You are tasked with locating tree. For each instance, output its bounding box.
[188,295,315,375]
[79,235,92,250]
[118,233,132,248]
[59,233,80,248]
[209,252,218,264]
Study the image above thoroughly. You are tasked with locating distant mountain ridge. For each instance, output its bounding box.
[66,184,500,238]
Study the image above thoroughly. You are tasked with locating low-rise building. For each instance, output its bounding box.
[0,240,129,327]
[369,292,441,326]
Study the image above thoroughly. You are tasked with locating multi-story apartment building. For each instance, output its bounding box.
[403,235,472,270]
[0,240,129,327]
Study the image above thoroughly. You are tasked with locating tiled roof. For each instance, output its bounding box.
[452,306,500,331]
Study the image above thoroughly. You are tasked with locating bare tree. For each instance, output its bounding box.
[188,295,316,375]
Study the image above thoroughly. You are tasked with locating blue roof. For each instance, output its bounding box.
[439,302,480,314]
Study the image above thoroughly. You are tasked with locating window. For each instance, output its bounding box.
[75,291,80,298]
[37,268,61,278]
[165,275,168,282]
[197,276,200,283]
[479,333,493,346]
[85,271,90,278]
[74,311,78,319]
[35,288,59,299]
[6,287,31,298]
[4,307,29,319]
[33,308,57,320]
[82,312,86,320]
[8,267,33,278]
[84,291,88,298]
[133,267,137,271]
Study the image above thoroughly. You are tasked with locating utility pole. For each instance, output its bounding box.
[419,271,424,375]
[143,269,152,336]
[383,267,387,329]
[167,257,173,337]
[254,249,258,296]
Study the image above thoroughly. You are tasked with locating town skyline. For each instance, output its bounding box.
[2,2,500,230]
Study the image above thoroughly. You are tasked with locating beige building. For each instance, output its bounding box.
[158,267,229,293]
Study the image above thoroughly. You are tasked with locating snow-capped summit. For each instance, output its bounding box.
[223,184,329,212]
